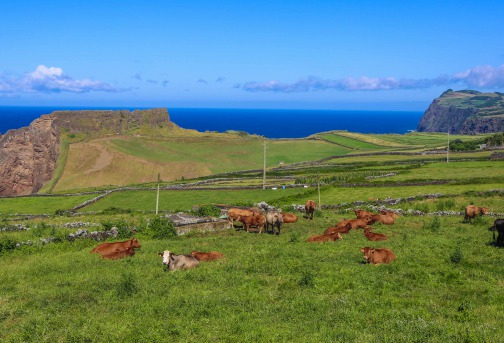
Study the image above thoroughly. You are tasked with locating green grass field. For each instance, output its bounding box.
[1,132,503,342]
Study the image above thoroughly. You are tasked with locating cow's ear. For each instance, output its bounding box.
[170,254,175,261]
[158,252,163,256]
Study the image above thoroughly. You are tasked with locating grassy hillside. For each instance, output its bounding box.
[1,131,503,341]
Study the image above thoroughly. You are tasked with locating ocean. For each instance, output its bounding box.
[0,106,423,138]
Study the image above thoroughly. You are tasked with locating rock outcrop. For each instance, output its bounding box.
[417,90,504,134]
[0,108,172,196]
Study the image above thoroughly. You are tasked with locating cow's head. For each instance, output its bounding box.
[131,238,142,249]
[481,207,489,215]
[360,247,374,262]
[158,250,173,270]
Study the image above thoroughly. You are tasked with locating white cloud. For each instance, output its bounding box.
[0,65,122,94]
[239,65,504,93]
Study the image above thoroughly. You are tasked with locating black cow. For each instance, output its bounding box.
[489,219,504,247]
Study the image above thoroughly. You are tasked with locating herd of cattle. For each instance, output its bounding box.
[89,201,503,270]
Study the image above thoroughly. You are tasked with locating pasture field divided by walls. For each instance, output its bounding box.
[0,212,503,342]
[1,132,504,341]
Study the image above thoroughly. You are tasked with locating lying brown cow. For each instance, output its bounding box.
[281,212,298,223]
[228,208,257,228]
[101,247,136,260]
[369,214,395,225]
[324,223,352,235]
[346,217,374,230]
[238,213,266,233]
[464,205,489,222]
[191,251,224,261]
[363,227,388,241]
[361,247,396,265]
[90,238,141,256]
[355,209,375,219]
[380,210,399,219]
[306,232,342,242]
[305,200,316,220]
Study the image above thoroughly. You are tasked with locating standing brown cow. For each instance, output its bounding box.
[305,200,316,220]
[227,208,257,228]
[464,205,489,222]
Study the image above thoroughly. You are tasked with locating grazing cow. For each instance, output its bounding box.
[346,217,374,230]
[360,247,396,265]
[324,223,352,235]
[369,214,395,225]
[191,251,224,261]
[227,208,257,228]
[305,200,316,220]
[266,211,283,235]
[464,205,489,222]
[90,238,141,256]
[363,227,388,241]
[101,247,136,260]
[158,251,200,271]
[355,209,375,219]
[489,219,504,247]
[306,232,342,242]
[238,213,266,233]
[281,212,298,223]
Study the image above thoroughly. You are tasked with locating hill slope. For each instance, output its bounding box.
[417,89,504,134]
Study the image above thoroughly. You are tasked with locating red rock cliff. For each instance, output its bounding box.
[0,108,171,196]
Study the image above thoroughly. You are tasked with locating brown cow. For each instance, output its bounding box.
[90,238,141,256]
[361,247,396,265]
[101,247,136,260]
[363,227,388,241]
[355,209,375,219]
[334,219,352,228]
[227,208,257,228]
[281,212,298,223]
[346,217,374,230]
[464,205,489,222]
[369,214,395,225]
[191,251,224,261]
[306,232,342,242]
[305,200,316,220]
[380,210,399,219]
[238,213,266,233]
[324,223,352,235]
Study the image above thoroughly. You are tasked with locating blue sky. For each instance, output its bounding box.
[1,0,503,110]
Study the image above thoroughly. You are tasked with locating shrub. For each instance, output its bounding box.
[192,204,221,217]
[101,219,133,239]
[450,245,463,264]
[0,236,17,254]
[424,216,441,232]
[147,216,177,239]
[298,270,315,287]
[116,272,138,298]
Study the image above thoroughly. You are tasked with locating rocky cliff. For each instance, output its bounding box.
[417,90,504,134]
[0,108,172,196]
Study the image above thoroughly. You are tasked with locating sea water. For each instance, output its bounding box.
[0,106,423,138]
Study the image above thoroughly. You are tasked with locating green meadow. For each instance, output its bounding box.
[1,132,503,342]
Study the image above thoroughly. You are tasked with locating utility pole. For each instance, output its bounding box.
[317,173,321,210]
[263,141,266,190]
[447,130,450,163]
[155,183,160,215]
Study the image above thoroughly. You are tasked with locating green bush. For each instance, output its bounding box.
[116,272,138,298]
[0,236,17,254]
[450,245,463,264]
[192,204,221,217]
[424,216,441,232]
[147,216,177,239]
[101,219,133,239]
